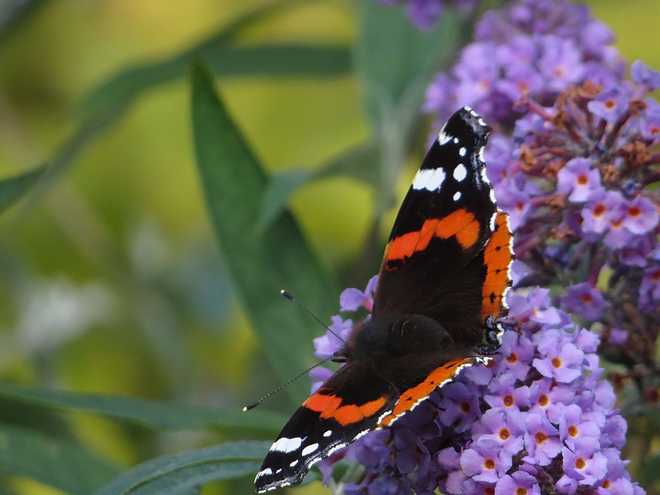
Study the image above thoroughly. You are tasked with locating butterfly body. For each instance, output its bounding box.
[254,107,513,493]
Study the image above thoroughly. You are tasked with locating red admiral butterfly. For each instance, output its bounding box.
[254,107,513,493]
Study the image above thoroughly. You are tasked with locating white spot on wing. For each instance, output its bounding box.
[289,460,299,467]
[256,468,273,479]
[453,164,467,182]
[323,430,332,438]
[438,126,451,145]
[459,147,467,157]
[270,436,302,453]
[354,429,370,441]
[481,167,491,185]
[490,189,497,203]
[489,211,497,231]
[479,146,486,162]
[301,443,319,456]
[453,137,459,144]
[412,167,446,192]
[453,191,462,201]
[327,443,347,456]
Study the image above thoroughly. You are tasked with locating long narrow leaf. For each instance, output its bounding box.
[191,63,338,401]
[257,141,379,231]
[0,166,46,214]
[0,382,285,434]
[0,423,117,495]
[355,0,460,130]
[7,2,350,212]
[95,441,267,495]
[84,43,351,120]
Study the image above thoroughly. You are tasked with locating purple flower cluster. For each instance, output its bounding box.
[321,1,657,492]
[424,0,659,409]
[378,0,479,30]
[424,0,624,128]
[310,279,645,494]
[484,68,659,382]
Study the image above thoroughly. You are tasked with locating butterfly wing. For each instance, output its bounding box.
[254,362,394,493]
[374,107,512,343]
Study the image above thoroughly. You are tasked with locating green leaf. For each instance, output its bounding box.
[257,141,379,231]
[0,382,285,434]
[354,1,463,214]
[639,453,660,487]
[95,441,267,495]
[355,1,460,130]
[84,43,351,121]
[0,166,46,214]
[0,0,48,41]
[191,63,339,401]
[8,1,350,211]
[0,423,117,495]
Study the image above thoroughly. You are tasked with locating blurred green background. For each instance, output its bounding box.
[0,0,658,494]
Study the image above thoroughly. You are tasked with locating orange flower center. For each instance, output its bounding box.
[535,431,548,444]
[499,428,511,440]
[575,457,586,469]
[568,425,578,437]
[551,357,562,368]
[484,458,496,470]
[539,394,550,406]
[628,206,641,217]
[485,487,495,495]
[460,401,471,413]
[605,99,616,109]
[506,352,519,364]
[593,203,606,216]
[602,480,611,489]
[516,489,528,495]
[503,395,514,407]
[580,293,593,303]
[577,174,589,185]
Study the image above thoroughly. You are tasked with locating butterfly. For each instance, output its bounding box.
[254,107,513,493]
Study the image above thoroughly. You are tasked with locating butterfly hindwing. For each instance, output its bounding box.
[255,362,394,493]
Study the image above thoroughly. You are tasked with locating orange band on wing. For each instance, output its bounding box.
[385,209,481,262]
[304,394,388,426]
[481,211,512,319]
[378,358,473,427]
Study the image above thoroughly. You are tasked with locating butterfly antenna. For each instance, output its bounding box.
[280,289,346,344]
[242,354,335,412]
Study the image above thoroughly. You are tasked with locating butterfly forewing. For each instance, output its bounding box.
[374,107,508,338]
[255,362,394,493]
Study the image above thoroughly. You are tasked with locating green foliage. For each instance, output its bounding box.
[95,441,267,495]
[1,1,653,493]
[257,141,379,231]
[0,167,46,214]
[0,423,117,495]
[0,382,285,434]
[0,0,350,217]
[191,63,339,401]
